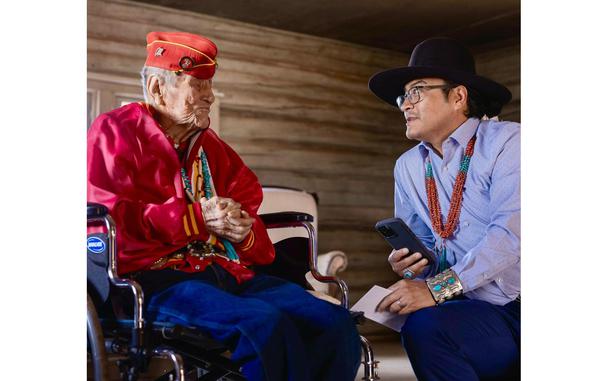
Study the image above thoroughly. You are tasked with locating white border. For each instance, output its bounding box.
[522,0,609,379]
[1,0,84,378]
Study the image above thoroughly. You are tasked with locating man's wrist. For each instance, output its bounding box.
[425,268,464,305]
[236,230,255,251]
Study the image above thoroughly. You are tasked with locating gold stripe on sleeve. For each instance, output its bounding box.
[183,215,192,236]
[188,204,200,235]
[239,231,255,251]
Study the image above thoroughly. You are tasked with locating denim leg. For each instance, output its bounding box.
[239,274,362,381]
[401,298,520,381]
[146,278,310,381]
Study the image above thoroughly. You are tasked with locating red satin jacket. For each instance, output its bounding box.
[87,102,275,282]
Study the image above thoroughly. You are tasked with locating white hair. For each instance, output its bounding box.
[140,66,180,104]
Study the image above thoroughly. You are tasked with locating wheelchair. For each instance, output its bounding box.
[87,188,379,381]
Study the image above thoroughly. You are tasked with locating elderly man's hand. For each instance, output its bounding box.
[376,279,435,315]
[200,197,254,243]
[200,196,242,233]
[222,209,255,243]
[388,248,429,279]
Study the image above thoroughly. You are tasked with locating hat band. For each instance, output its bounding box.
[147,39,217,66]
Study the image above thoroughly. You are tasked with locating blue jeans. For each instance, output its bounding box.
[401,297,520,381]
[144,264,361,381]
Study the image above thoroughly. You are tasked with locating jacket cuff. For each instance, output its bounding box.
[236,230,255,251]
[182,202,207,238]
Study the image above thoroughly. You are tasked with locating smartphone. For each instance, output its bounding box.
[375,217,436,266]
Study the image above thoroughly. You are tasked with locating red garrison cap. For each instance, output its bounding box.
[145,31,218,80]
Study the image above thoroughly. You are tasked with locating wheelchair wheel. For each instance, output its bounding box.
[88,293,109,381]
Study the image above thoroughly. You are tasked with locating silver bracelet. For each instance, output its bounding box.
[425,268,464,305]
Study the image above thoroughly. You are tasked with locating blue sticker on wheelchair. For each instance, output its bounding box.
[87,236,106,254]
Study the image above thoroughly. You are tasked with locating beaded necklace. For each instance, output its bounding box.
[180,141,240,263]
[141,102,240,262]
[425,135,476,271]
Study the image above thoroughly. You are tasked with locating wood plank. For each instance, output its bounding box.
[219,114,409,153]
[88,31,403,102]
[89,0,407,70]
[256,169,396,196]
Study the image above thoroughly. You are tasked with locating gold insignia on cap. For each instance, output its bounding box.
[179,56,194,70]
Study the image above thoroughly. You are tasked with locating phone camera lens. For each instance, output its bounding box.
[380,226,395,238]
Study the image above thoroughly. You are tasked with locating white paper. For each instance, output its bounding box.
[350,285,408,332]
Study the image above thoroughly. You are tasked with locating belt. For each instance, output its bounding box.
[149,241,228,270]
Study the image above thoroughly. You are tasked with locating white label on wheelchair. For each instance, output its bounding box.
[87,236,106,254]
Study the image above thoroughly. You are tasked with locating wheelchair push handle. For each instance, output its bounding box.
[87,202,145,331]
[87,203,108,220]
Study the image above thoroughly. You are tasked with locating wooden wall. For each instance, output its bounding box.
[476,41,521,123]
[88,0,520,339]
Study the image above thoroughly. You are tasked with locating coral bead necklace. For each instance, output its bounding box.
[425,135,476,271]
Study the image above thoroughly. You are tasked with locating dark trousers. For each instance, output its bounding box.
[141,264,362,381]
[401,297,520,381]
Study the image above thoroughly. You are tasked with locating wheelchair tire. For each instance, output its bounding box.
[87,293,109,381]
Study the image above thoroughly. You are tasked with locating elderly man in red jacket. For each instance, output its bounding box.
[87,31,361,381]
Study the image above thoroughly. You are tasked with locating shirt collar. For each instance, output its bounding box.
[417,117,480,157]
[450,117,480,148]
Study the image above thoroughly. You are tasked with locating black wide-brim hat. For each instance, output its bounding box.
[368,38,512,112]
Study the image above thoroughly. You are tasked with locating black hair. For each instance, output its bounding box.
[442,80,504,118]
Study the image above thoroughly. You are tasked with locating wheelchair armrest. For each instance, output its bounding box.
[87,203,108,220]
[259,212,313,226]
[260,211,350,309]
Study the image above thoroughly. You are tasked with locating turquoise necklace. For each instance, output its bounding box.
[180,148,240,263]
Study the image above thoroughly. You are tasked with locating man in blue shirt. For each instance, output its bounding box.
[370,38,520,380]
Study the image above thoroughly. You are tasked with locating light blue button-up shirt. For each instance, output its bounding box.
[394,117,520,306]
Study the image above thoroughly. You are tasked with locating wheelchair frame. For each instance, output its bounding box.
[87,203,379,381]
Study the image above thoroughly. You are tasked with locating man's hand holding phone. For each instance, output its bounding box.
[388,248,429,279]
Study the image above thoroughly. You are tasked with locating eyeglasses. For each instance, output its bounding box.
[396,84,454,107]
